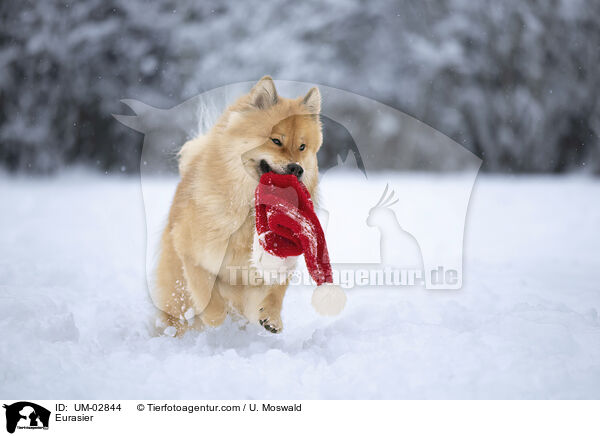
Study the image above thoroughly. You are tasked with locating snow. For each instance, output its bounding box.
[1,171,599,399]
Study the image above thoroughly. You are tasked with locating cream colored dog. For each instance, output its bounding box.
[154,77,323,335]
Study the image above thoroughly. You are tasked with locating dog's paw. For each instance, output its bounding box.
[200,311,227,327]
[258,306,283,334]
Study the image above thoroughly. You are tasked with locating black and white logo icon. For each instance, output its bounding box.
[3,402,50,434]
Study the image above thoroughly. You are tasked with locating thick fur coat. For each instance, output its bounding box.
[154,77,323,335]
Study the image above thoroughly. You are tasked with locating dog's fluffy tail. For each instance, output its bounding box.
[178,88,235,175]
[178,82,258,175]
[177,100,217,175]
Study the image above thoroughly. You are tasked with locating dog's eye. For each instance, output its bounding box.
[299,144,306,151]
[271,138,282,146]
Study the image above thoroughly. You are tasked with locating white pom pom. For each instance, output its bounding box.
[311,283,347,316]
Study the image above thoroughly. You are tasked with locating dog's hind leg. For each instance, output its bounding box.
[199,282,228,327]
[154,232,197,335]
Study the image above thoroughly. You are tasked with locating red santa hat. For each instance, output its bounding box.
[254,172,346,315]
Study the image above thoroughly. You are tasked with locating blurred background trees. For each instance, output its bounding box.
[1,0,599,174]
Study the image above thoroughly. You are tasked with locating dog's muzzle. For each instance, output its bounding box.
[259,159,304,179]
[259,159,272,175]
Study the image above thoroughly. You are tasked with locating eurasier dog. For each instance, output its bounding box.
[154,76,323,335]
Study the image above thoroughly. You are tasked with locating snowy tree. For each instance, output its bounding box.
[1,0,599,173]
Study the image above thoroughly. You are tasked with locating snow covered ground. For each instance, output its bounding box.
[1,171,599,399]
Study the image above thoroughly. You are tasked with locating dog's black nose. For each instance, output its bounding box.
[286,163,304,178]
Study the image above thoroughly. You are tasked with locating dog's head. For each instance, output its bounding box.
[234,77,323,194]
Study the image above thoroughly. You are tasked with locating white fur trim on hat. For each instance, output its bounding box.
[251,231,298,285]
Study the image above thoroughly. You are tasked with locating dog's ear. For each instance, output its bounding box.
[249,76,278,110]
[302,87,321,114]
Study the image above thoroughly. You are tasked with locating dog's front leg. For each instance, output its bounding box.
[257,282,288,334]
[181,255,226,326]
